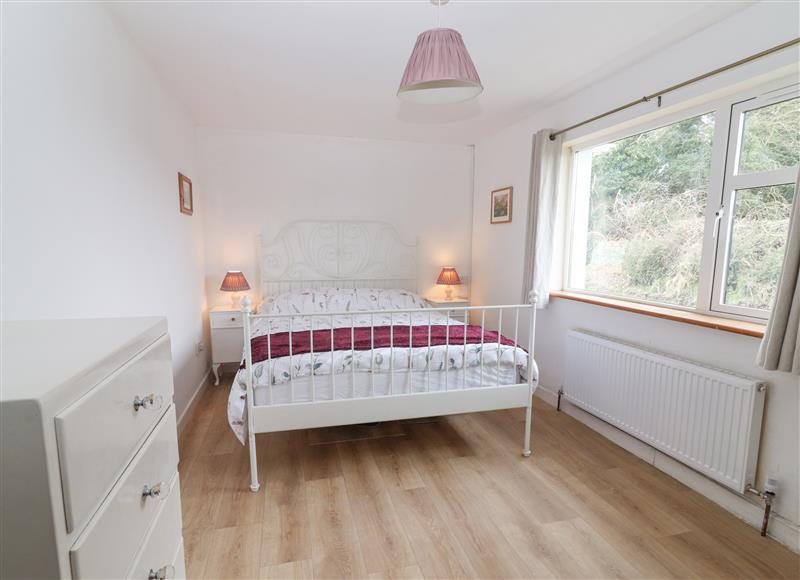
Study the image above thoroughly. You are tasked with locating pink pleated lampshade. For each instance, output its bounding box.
[436,267,462,286]
[220,270,250,292]
[398,28,483,104]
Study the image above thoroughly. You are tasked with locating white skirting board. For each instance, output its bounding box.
[177,368,212,433]
[535,384,800,553]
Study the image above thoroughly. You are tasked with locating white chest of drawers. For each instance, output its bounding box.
[1,318,186,579]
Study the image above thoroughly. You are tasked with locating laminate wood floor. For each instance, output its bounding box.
[179,377,799,579]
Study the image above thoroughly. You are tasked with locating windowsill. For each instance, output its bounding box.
[549,290,766,338]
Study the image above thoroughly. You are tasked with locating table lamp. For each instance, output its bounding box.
[220,270,250,308]
[436,267,462,300]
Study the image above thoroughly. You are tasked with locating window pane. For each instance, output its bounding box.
[571,114,714,307]
[723,184,795,310]
[738,97,800,174]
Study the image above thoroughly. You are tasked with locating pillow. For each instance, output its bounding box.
[372,288,428,311]
[267,287,338,315]
[267,287,427,314]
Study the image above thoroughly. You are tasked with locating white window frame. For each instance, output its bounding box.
[564,77,799,321]
[710,85,800,319]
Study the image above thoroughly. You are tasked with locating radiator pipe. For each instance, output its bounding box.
[557,388,564,411]
[746,482,777,537]
[761,500,773,538]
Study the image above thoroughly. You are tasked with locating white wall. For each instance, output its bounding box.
[1,3,209,419]
[197,129,474,307]
[471,1,800,546]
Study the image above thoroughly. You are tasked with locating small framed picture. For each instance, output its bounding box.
[178,172,193,215]
[490,186,512,224]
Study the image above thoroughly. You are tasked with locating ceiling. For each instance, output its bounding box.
[109,1,752,144]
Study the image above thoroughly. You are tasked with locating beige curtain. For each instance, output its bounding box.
[521,129,563,307]
[757,171,800,375]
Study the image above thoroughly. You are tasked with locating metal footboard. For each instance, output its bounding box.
[240,293,539,492]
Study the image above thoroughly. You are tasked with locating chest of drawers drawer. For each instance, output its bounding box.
[127,473,184,580]
[69,407,179,579]
[55,334,174,532]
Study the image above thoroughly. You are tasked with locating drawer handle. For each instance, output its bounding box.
[133,393,164,412]
[230,316,236,321]
[148,565,175,580]
[142,481,169,501]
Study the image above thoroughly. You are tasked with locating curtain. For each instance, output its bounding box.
[521,129,563,308]
[757,171,800,375]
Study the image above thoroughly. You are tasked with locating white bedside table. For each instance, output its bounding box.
[210,306,245,385]
[425,297,470,323]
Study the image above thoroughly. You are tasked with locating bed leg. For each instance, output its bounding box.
[523,292,536,458]
[248,430,260,492]
[242,296,260,493]
[523,403,532,457]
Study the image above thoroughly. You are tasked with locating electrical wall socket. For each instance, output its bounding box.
[196,341,205,354]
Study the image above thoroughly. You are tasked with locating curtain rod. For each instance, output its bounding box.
[549,37,800,141]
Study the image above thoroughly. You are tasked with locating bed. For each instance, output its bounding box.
[230,220,539,492]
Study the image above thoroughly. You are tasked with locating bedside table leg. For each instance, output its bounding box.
[212,363,221,386]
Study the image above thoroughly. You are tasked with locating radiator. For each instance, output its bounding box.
[564,330,766,493]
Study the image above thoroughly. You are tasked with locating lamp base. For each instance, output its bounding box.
[444,286,454,300]
[230,293,242,309]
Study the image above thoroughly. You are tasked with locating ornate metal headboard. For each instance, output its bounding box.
[260,220,418,297]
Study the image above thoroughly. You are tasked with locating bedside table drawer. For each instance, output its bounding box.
[210,311,243,329]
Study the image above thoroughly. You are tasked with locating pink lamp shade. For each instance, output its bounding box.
[397,28,483,104]
[220,271,250,292]
[436,267,462,286]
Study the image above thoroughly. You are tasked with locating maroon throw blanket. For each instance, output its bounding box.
[244,324,520,367]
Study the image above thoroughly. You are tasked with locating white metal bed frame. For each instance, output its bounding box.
[240,220,538,492]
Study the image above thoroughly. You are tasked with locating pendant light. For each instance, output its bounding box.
[397,0,483,104]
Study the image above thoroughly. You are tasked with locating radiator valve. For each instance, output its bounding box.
[746,476,778,537]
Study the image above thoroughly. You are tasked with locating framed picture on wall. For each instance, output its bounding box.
[178,172,193,215]
[490,186,512,224]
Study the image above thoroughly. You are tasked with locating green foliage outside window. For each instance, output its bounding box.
[579,98,798,311]
[583,114,713,307]
[725,184,794,310]
[739,98,800,173]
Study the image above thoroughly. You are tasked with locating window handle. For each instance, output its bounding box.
[713,205,725,239]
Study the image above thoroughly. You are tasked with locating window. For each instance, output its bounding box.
[567,81,799,320]
[713,92,800,317]
[569,113,714,307]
